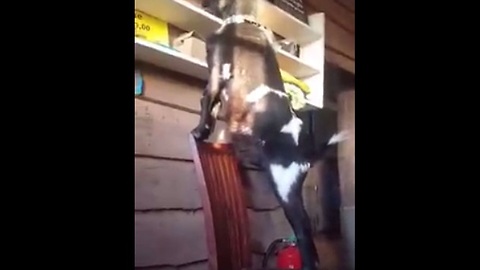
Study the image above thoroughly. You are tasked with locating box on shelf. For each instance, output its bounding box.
[278,39,300,57]
[172,31,207,62]
[135,9,170,46]
[269,0,308,24]
[272,31,300,57]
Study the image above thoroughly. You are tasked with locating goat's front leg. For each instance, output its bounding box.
[191,63,222,141]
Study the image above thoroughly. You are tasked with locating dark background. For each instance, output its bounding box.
[0,1,475,269]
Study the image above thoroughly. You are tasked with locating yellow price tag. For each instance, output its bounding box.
[135,10,169,46]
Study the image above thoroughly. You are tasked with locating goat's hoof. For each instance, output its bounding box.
[191,125,211,141]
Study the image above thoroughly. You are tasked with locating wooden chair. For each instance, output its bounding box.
[189,135,252,270]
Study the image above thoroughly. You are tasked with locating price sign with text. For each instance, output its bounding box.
[135,10,169,46]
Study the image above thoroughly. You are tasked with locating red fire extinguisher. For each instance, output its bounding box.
[262,236,302,270]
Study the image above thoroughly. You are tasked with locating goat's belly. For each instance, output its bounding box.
[229,131,264,169]
[223,97,266,167]
[224,95,252,134]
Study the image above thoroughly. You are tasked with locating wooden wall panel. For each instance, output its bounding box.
[135,62,210,269]
[305,0,354,32]
[337,90,355,269]
[337,91,355,207]
[137,63,204,112]
[135,158,202,210]
[135,211,208,267]
[248,208,293,253]
[334,0,355,12]
[135,99,199,159]
[303,161,325,233]
[325,19,354,60]
[243,170,280,210]
[326,49,355,74]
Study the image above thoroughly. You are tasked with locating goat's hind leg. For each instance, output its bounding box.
[268,162,320,270]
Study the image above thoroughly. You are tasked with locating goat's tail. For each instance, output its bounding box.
[328,130,350,145]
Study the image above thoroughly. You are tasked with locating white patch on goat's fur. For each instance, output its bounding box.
[211,103,221,118]
[280,116,303,145]
[221,88,229,102]
[328,130,349,145]
[221,63,232,80]
[246,84,287,103]
[270,162,310,203]
[240,126,252,134]
[246,85,270,102]
[218,129,226,140]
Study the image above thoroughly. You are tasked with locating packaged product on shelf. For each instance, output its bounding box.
[172,31,207,62]
[280,69,311,110]
[278,39,300,57]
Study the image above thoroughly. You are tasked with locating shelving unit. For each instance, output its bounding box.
[135,0,322,45]
[135,0,325,108]
[135,38,209,80]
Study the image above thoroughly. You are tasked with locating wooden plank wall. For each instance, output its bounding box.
[337,90,355,269]
[135,62,293,269]
[304,0,355,74]
[134,64,208,270]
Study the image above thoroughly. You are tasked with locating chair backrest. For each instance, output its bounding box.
[189,135,252,270]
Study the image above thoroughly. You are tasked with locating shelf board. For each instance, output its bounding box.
[135,37,318,82]
[135,0,222,40]
[135,0,321,45]
[135,0,320,78]
[135,38,321,110]
[256,0,322,45]
[135,38,209,80]
[277,50,320,78]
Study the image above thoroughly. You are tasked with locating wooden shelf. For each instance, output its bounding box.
[135,38,324,109]
[135,0,222,40]
[256,0,322,45]
[134,0,325,109]
[135,38,209,80]
[135,37,319,83]
[135,0,320,79]
[135,0,321,45]
[277,50,319,78]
